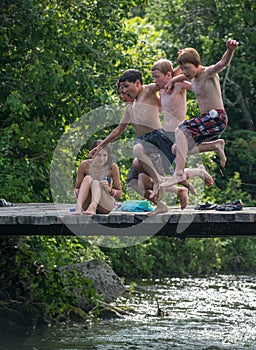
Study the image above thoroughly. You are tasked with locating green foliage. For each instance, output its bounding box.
[146,0,256,130]
[203,171,255,206]
[1,0,256,326]
[0,0,145,203]
[105,235,256,279]
[219,238,256,274]
[221,130,256,200]
[0,236,107,320]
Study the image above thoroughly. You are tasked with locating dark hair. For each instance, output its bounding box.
[90,140,114,168]
[118,69,143,84]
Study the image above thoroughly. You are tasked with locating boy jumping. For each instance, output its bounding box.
[162,38,239,188]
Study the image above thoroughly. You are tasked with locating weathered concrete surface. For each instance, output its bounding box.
[0,203,256,237]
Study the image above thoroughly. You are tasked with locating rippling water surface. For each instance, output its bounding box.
[3,275,256,350]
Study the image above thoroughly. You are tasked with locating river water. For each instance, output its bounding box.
[2,275,256,350]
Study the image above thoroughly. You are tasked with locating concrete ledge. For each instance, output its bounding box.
[0,203,256,237]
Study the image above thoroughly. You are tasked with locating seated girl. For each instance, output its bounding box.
[73,141,122,215]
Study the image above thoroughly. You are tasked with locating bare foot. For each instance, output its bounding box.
[149,181,160,200]
[198,165,214,187]
[160,172,187,188]
[72,204,83,215]
[215,139,226,167]
[83,204,96,215]
[177,187,189,210]
[157,186,165,202]
[147,200,169,216]
[145,190,158,204]
[182,179,196,195]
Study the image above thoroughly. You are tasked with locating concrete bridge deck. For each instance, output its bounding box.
[0,203,256,238]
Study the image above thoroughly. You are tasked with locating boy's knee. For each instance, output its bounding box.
[175,126,182,135]
[133,157,140,169]
[133,143,144,157]
[172,144,176,155]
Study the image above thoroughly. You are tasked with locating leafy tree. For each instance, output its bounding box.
[143,0,256,203]
[0,0,145,202]
[145,0,256,131]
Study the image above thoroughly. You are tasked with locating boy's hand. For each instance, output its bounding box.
[164,81,174,94]
[226,38,239,51]
[74,188,79,198]
[88,145,101,158]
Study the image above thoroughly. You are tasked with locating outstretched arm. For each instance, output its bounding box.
[172,81,192,94]
[165,74,187,93]
[88,106,131,157]
[206,38,239,76]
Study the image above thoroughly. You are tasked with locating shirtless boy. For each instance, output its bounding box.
[161,38,239,188]
[151,58,226,167]
[117,78,214,211]
[89,69,185,214]
[89,69,213,214]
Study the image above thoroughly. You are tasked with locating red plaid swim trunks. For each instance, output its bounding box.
[178,109,228,150]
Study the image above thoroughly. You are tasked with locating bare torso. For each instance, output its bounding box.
[130,85,162,136]
[160,87,187,132]
[192,68,224,114]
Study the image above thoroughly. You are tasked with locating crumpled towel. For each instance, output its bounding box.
[121,200,155,212]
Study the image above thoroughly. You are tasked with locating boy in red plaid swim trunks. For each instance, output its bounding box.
[179,109,228,150]
[162,38,239,188]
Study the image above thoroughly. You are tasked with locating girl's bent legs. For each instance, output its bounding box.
[97,188,115,214]
[73,175,92,214]
[84,180,102,215]
[84,180,115,215]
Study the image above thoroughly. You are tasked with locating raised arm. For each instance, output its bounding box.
[172,81,192,94]
[206,38,239,76]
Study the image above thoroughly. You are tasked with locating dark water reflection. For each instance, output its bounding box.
[2,275,256,350]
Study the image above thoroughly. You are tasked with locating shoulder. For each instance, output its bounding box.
[204,64,219,78]
[110,163,120,172]
[110,163,120,177]
[123,104,133,121]
[144,83,159,94]
[78,159,91,170]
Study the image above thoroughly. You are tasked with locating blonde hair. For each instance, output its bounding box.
[151,59,174,75]
[177,48,201,67]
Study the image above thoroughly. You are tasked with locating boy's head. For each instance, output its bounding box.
[151,59,174,89]
[151,59,174,76]
[177,48,201,67]
[116,79,133,103]
[117,69,143,100]
[118,69,143,84]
